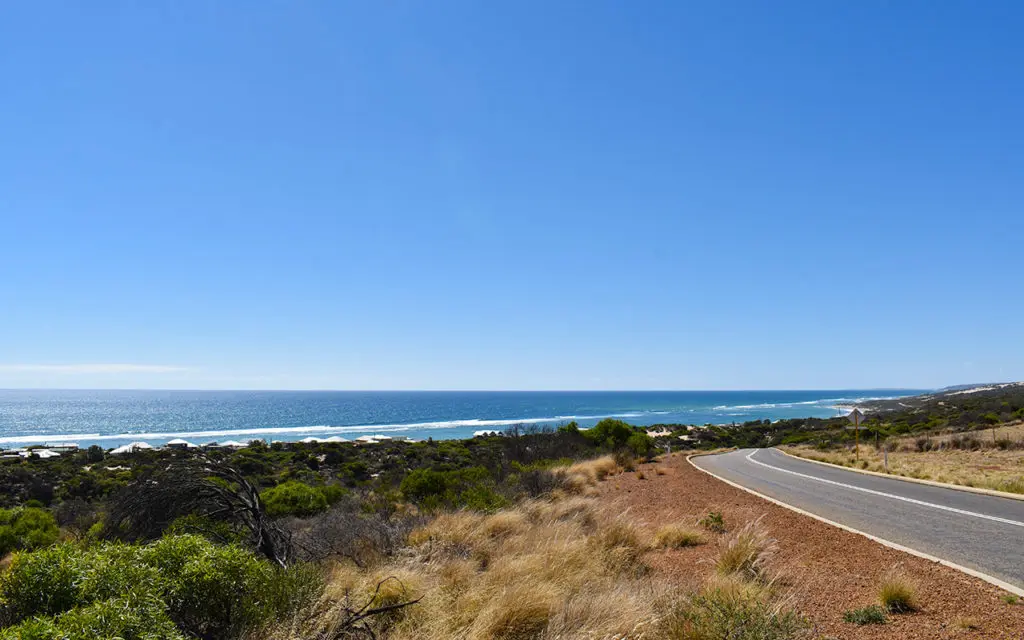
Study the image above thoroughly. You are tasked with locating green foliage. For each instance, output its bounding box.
[155,537,275,637]
[0,594,184,640]
[0,535,322,640]
[0,544,86,620]
[320,483,348,505]
[699,511,726,533]
[400,466,507,511]
[166,514,246,544]
[558,421,580,434]
[662,589,807,639]
[0,508,60,556]
[584,419,635,449]
[260,481,329,517]
[843,605,888,625]
[626,432,654,458]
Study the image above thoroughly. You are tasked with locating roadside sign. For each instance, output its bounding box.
[848,409,864,460]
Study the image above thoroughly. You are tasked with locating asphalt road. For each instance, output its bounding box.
[692,448,1024,590]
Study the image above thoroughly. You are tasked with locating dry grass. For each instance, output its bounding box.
[784,422,1024,495]
[655,574,805,639]
[654,523,708,549]
[715,517,777,581]
[877,569,918,613]
[551,456,621,496]
[257,457,804,640]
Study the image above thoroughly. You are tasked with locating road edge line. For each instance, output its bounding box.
[775,447,1024,502]
[686,452,1024,598]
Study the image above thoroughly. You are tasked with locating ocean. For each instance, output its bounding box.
[0,389,922,449]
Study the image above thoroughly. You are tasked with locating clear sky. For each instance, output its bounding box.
[2,1,1022,391]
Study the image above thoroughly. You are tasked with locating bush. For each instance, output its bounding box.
[585,419,635,449]
[261,481,329,517]
[0,535,314,639]
[400,467,506,511]
[0,508,60,555]
[0,544,86,621]
[166,514,246,544]
[159,540,275,637]
[0,594,185,640]
[843,605,887,625]
[626,432,654,458]
[557,421,580,434]
[660,583,806,639]
[699,511,726,533]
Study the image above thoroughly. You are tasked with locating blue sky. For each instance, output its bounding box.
[2,1,1022,390]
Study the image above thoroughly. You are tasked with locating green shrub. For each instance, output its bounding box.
[78,544,162,603]
[660,588,806,639]
[584,419,635,448]
[261,481,329,517]
[166,514,246,544]
[159,539,274,637]
[0,535,308,639]
[319,484,348,506]
[0,508,60,556]
[843,605,887,625]
[626,432,654,458]
[558,421,580,434]
[699,511,726,533]
[263,562,325,619]
[458,484,510,512]
[0,594,184,640]
[0,544,86,620]
[400,466,505,511]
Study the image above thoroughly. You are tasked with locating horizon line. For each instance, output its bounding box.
[0,386,940,393]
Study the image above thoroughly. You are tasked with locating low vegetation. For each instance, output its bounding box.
[0,535,318,639]
[843,605,888,625]
[715,518,777,581]
[0,507,59,556]
[14,384,1015,638]
[698,511,726,533]
[785,421,1024,495]
[653,523,707,549]
[877,569,918,613]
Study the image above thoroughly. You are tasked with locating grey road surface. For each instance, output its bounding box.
[692,448,1024,590]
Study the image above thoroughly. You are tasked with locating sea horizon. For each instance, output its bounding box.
[0,388,925,449]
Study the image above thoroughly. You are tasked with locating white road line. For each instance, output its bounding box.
[745,449,1024,529]
[689,453,1024,598]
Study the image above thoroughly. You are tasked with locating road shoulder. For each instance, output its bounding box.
[776,446,1024,502]
[602,452,1024,639]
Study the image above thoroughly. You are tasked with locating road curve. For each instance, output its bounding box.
[691,448,1024,590]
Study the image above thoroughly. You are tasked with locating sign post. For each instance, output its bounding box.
[848,409,864,461]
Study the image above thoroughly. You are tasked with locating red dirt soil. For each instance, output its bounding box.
[600,453,1024,640]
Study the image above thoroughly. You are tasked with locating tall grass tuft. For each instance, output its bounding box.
[657,575,806,640]
[653,524,707,549]
[715,518,776,581]
[877,569,918,613]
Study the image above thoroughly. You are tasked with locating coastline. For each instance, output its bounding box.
[0,388,921,450]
